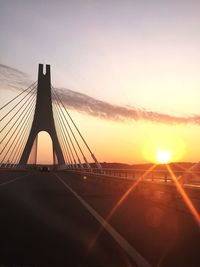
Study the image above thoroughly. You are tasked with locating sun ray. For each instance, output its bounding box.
[166,164,200,228]
[174,162,200,184]
[88,164,157,250]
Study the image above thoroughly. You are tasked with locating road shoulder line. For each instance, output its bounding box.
[0,173,30,187]
[54,173,152,267]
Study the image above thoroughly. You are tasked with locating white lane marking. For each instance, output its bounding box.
[0,173,30,187]
[54,173,152,267]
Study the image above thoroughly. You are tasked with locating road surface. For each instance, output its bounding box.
[0,170,200,267]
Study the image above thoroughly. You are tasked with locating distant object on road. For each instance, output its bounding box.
[40,166,50,172]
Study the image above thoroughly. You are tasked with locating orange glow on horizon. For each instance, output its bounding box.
[142,126,186,164]
[21,111,200,165]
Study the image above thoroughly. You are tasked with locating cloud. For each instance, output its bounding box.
[54,87,200,124]
[0,64,31,92]
[1,63,200,125]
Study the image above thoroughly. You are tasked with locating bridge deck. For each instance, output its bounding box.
[0,170,200,267]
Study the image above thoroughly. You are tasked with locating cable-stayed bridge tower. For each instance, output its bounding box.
[19,64,64,165]
[0,64,102,171]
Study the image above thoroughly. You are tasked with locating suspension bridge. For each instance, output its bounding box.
[1,64,200,267]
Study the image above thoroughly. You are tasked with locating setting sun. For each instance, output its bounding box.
[156,150,172,164]
[142,126,186,163]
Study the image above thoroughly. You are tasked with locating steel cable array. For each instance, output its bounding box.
[0,82,37,167]
[52,85,102,172]
[0,80,102,171]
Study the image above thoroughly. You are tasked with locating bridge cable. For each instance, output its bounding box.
[0,98,36,166]
[0,81,37,111]
[13,114,34,167]
[0,84,37,122]
[0,92,36,146]
[0,94,36,163]
[6,96,36,166]
[53,105,71,167]
[6,97,36,166]
[55,117,71,167]
[53,101,77,167]
[0,93,36,153]
[53,104,72,166]
[52,88,88,169]
[53,92,82,168]
[52,86,102,171]
[1,89,36,133]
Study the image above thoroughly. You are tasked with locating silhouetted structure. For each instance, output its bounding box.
[19,64,64,165]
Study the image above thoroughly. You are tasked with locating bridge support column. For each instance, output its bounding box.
[19,64,65,165]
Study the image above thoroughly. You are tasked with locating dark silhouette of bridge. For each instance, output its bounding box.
[1,64,102,170]
[20,64,64,165]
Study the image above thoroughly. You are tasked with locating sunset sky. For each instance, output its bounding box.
[1,0,200,164]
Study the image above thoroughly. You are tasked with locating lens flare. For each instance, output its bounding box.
[166,164,200,228]
[88,164,157,251]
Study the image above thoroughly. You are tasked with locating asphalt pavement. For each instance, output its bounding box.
[0,170,200,267]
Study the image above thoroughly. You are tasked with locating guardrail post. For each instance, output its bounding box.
[164,173,167,183]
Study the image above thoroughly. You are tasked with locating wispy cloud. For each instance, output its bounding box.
[1,63,200,125]
[55,88,200,124]
[0,64,31,92]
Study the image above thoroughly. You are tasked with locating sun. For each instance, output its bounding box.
[156,150,172,164]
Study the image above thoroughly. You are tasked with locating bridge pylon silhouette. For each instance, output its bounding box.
[19,64,65,165]
[1,63,102,171]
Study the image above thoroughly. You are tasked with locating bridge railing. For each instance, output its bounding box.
[63,167,200,214]
[63,167,200,186]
